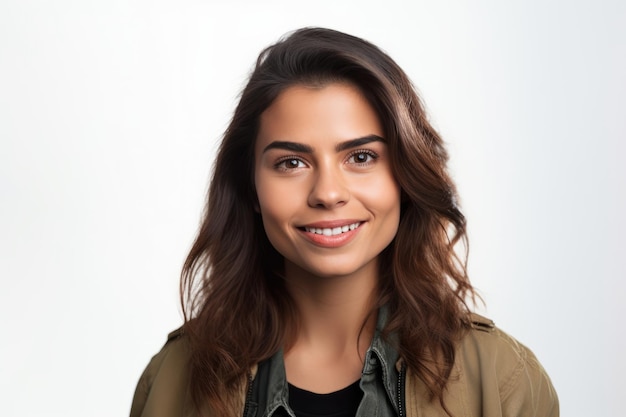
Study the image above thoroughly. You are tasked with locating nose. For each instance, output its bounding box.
[307,165,350,209]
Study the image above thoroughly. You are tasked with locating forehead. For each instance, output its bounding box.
[255,83,383,152]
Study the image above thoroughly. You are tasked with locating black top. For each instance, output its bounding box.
[288,380,363,417]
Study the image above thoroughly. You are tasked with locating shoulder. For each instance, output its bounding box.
[403,313,559,417]
[130,327,193,417]
[455,313,560,416]
[460,313,547,383]
[460,313,532,371]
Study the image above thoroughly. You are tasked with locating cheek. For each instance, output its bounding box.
[255,193,299,261]
[256,195,286,251]
[360,175,402,235]
[382,191,402,233]
[361,174,401,211]
[256,184,279,222]
[255,179,299,235]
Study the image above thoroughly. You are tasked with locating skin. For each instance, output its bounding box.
[254,82,401,393]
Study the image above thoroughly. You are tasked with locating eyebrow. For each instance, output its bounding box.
[262,134,385,154]
[335,135,385,152]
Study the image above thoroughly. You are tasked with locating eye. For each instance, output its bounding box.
[347,150,378,165]
[275,157,307,171]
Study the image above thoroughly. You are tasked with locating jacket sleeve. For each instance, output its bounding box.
[466,316,559,417]
[404,315,559,417]
[129,356,157,417]
[129,328,189,417]
[495,329,559,417]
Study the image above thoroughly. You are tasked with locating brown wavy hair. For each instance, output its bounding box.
[181,27,477,416]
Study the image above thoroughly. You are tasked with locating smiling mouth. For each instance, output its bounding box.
[302,222,361,236]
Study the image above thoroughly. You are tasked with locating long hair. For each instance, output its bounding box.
[181,27,477,416]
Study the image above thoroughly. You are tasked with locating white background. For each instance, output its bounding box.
[1,1,624,416]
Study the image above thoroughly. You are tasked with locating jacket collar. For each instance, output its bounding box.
[365,307,400,412]
[251,307,400,417]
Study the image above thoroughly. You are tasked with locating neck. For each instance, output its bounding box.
[282,260,379,392]
[284,259,378,346]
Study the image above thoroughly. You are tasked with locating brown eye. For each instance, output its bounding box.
[275,157,306,171]
[286,159,301,168]
[347,150,377,165]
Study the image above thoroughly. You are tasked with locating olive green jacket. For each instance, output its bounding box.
[130,314,558,417]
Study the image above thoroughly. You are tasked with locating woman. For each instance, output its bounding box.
[130,28,558,417]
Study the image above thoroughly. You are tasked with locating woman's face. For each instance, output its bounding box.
[254,83,401,280]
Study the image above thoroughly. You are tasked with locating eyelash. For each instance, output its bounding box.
[346,149,379,165]
[272,149,379,172]
[274,156,306,172]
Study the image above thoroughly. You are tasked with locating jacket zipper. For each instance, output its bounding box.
[242,372,254,417]
[397,362,406,417]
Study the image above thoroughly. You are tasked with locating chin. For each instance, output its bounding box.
[296,258,377,280]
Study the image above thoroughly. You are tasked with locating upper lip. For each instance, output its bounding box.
[298,219,363,229]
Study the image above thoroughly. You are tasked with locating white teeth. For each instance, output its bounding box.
[305,222,361,236]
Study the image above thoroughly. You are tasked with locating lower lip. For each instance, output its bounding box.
[298,225,362,248]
